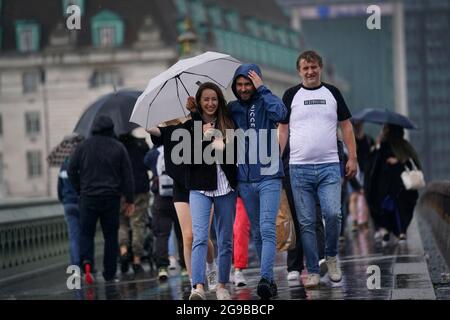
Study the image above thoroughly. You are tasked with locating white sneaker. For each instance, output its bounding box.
[374,231,382,241]
[189,288,206,300]
[319,259,328,277]
[303,273,320,288]
[398,233,407,244]
[377,228,388,241]
[326,256,342,282]
[168,256,177,270]
[158,267,168,280]
[287,270,300,281]
[207,269,218,292]
[216,287,231,300]
[233,270,247,287]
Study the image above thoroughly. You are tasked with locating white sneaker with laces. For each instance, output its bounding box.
[207,269,218,292]
[287,270,300,281]
[168,256,177,270]
[216,287,231,300]
[326,256,342,282]
[158,267,168,280]
[303,273,320,288]
[189,288,206,300]
[233,270,247,287]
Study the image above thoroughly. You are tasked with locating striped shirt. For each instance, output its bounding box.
[199,164,233,197]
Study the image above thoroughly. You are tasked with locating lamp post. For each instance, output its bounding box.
[40,66,52,197]
[177,18,198,58]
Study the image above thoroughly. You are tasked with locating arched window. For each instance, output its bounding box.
[91,10,125,48]
[15,21,40,53]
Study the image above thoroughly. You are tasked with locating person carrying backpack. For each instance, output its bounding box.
[144,145,186,279]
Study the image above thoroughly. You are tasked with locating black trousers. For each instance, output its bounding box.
[79,195,120,281]
[152,196,186,269]
[283,175,325,273]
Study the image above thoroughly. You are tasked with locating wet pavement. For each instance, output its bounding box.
[0,216,437,300]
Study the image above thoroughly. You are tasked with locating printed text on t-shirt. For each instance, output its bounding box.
[304,99,326,105]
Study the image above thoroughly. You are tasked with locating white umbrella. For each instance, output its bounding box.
[130,51,241,129]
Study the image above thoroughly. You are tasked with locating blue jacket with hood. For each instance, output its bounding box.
[228,64,287,182]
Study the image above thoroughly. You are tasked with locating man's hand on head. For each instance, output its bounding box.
[248,70,263,90]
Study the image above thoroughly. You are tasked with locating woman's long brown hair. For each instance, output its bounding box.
[195,82,235,137]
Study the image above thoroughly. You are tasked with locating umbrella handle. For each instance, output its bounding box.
[175,77,207,124]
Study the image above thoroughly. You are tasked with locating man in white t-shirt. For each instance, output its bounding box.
[279,50,357,288]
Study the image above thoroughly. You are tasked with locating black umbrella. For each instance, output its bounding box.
[74,90,142,138]
[352,108,418,129]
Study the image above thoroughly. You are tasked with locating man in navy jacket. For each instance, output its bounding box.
[227,63,287,299]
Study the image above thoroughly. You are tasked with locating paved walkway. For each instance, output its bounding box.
[0,216,435,300]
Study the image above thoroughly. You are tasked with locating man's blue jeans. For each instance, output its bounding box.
[190,191,236,287]
[289,163,342,274]
[237,178,282,281]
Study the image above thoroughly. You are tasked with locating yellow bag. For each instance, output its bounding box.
[276,188,296,252]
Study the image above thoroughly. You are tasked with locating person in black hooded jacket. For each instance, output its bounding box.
[68,115,135,283]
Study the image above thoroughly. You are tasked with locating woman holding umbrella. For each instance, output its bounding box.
[149,82,237,300]
[365,124,422,245]
[183,82,237,300]
[146,91,221,296]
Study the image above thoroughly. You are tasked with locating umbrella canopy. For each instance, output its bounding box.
[130,51,241,129]
[47,133,84,167]
[74,90,142,138]
[352,108,418,129]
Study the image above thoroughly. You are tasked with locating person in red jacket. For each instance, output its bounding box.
[233,197,250,287]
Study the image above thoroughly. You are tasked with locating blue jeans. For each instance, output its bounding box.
[237,178,282,281]
[290,163,342,274]
[63,203,81,267]
[190,191,236,287]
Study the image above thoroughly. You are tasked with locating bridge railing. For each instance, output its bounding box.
[0,198,71,282]
[417,181,450,267]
